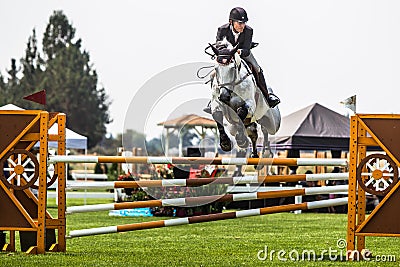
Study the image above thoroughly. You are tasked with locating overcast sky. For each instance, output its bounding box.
[1,1,399,139]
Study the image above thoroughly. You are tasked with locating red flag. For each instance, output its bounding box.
[23,89,46,106]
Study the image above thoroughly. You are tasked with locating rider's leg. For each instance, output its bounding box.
[255,69,280,108]
[242,52,280,108]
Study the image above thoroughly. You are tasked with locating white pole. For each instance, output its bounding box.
[294,184,302,214]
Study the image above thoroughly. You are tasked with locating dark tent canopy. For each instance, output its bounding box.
[269,103,350,150]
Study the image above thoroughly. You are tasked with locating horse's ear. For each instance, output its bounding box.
[209,43,219,56]
[230,44,239,55]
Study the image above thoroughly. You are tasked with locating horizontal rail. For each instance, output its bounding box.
[66,185,348,214]
[49,156,348,166]
[68,197,348,238]
[66,173,349,190]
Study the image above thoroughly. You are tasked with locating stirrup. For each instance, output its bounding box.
[203,101,212,114]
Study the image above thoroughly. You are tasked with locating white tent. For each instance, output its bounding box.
[0,104,87,150]
[47,123,87,150]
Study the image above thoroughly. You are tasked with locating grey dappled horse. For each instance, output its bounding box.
[207,40,281,161]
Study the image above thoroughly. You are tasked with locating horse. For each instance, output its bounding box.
[206,39,281,161]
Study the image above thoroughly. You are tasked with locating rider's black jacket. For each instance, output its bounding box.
[216,23,253,58]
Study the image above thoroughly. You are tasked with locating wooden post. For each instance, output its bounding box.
[356,120,367,252]
[36,111,49,254]
[56,114,66,252]
[346,115,358,255]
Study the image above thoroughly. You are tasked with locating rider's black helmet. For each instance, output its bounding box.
[229,7,248,23]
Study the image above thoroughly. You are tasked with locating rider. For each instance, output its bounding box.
[216,7,280,108]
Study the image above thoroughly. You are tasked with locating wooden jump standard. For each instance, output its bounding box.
[68,197,348,238]
[67,185,348,214]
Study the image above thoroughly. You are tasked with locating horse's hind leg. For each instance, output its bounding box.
[212,110,232,151]
[246,122,259,158]
[261,125,273,158]
[233,149,247,177]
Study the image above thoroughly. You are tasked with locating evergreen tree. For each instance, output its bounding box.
[145,138,163,155]
[0,59,21,106]
[0,73,7,106]
[0,10,111,148]
[42,10,75,61]
[40,10,111,148]
[18,29,45,109]
[121,129,146,151]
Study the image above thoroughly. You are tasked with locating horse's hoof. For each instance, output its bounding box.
[250,152,260,169]
[221,142,232,151]
[233,170,243,177]
[220,134,232,151]
[237,139,248,149]
[251,152,259,158]
[255,164,265,171]
[236,135,249,149]
[263,150,274,158]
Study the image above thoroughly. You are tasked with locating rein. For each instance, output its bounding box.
[196,65,216,84]
[215,60,252,89]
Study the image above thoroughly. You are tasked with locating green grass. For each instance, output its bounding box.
[1,199,399,266]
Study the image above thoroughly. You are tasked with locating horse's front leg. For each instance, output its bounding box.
[234,124,248,149]
[212,110,232,152]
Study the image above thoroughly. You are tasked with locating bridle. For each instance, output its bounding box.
[214,55,252,90]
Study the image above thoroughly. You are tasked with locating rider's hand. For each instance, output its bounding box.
[237,49,242,55]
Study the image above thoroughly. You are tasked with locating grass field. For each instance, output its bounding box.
[1,198,399,267]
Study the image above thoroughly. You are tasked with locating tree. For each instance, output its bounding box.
[0,59,21,106]
[0,10,111,148]
[42,11,75,61]
[0,11,111,148]
[18,29,45,109]
[39,10,111,148]
[121,129,146,151]
[42,11,111,148]
[145,138,163,155]
[90,133,122,156]
[162,129,199,148]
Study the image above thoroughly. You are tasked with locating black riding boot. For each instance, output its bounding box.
[254,69,280,108]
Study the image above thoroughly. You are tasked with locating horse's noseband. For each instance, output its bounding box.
[216,55,233,65]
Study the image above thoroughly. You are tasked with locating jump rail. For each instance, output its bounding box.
[66,173,349,190]
[49,156,348,166]
[67,185,349,214]
[68,197,348,238]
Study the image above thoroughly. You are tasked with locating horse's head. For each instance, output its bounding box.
[209,40,239,66]
[208,39,241,90]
